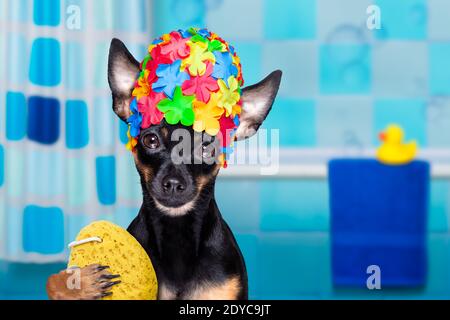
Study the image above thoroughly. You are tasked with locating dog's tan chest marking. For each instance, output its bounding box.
[186,276,241,300]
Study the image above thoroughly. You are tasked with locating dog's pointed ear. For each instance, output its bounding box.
[235,70,282,140]
[108,38,140,122]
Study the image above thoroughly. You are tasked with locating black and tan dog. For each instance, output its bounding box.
[47,39,282,300]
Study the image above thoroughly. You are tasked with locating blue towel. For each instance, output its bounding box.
[329,159,429,287]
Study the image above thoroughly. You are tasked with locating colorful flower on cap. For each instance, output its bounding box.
[127,28,245,167]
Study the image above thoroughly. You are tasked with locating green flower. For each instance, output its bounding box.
[157,86,195,126]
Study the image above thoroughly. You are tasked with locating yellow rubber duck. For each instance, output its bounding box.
[376,124,417,165]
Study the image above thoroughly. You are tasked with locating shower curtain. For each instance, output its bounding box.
[0,0,205,263]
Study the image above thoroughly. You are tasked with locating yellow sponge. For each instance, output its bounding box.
[68,221,158,300]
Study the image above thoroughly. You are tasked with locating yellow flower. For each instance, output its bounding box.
[132,70,151,100]
[126,127,138,151]
[193,93,224,136]
[217,76,240,116]
[232,104,242,118]
[182,41,215,76]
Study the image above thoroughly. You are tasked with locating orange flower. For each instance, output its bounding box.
[193,93,224,136]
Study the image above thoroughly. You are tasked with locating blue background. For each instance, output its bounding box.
[0,0,450,299]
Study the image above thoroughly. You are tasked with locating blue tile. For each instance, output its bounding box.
[373,99,427,147]
[5,92,27,141]
[113,0,148,32]
[263,99,316,147]
[428,98,450,147]
[27,96,60,145]
[260,180,329,231]
[257,233,330,298]
[317,97,372,148]
[320,44,371,94]
[373,42,427,97]
[33,0,60,26]
[230,42,262,86]
[23,205,64,255]
[423,234,450,297]
[66,100,89,149]
[215,180,260,232]
[429,181,449,233]
[206,0,262,41]
[375,0,427,40]
[430,43,450,95]
[263,41,317,98]
[0,144,3,187]
[65,42,85,90]
[29,38,61,86]
[153,0,205,36]
[428,0,450,41]
[7,33,28,85]
[235,234,258,298]
[264,0,316,39]
[96,156,116,205]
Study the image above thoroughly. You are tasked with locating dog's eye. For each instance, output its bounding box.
[202,143,215,158]
[142,134,160,149]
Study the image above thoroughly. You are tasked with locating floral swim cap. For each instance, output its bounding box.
[126,28,244,166]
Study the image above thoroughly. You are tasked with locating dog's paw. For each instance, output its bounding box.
[47,264,121,300]
[76,264,121,300]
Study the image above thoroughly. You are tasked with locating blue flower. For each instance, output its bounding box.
[128,99,142,137]
[198,28,211,38]
[152,38,163,45]
[152,60,190,99]
[212,51,238,83]
[179,29,192,38]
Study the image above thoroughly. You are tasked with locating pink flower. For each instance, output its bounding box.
[181,62,219,103]
[138,91,165,128]
[160,31,190,61]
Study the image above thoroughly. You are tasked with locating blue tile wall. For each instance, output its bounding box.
[264,0,316,39]
[376,0,427,40]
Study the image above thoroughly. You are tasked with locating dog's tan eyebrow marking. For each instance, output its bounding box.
[161,127,169,140]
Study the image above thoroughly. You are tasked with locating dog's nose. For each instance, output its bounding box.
[162,176,186,194]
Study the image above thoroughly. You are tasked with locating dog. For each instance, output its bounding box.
[46,38,282,300]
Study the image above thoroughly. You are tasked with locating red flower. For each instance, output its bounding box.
[138,91,165,128]
[218,114,237,148]
[160,31,190,61]
[181,62,219,103]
